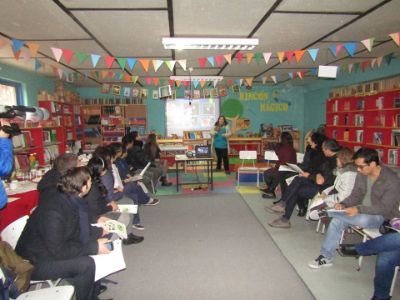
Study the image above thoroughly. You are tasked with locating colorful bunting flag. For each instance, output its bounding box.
[277,52,284,63]
[75,52,88,64]
[12,39,24,54]
[165,60,176,72]
[307,48,319,61]
[389,32,400,46]
[62,49,74,64]
[26,42,39,57]
[224,54,232,64]
[246,53,254,64]
[385,52,394,65]
[90,54,101,68]
[236,52,243,64]
[361,61,369,72]
[288,72,294,79]
[254,52,262,64]
[183,80,190,88]
[263,52,272,65]
[13,51,21,60]
[271,75,277,84]
[139,59,150,72]
[101,70,108,79]
[117,58,127,70]
[177,59,186,71]
[361,38,374,52]
[200,80,206,88]
[226,79,232,86]
[152,59,163,72]
[21,49,31,64]
[377,56,383,67]
[262,76,268,84]
[235,79,242,86]
[57,68,63,79]
[0,38,6,49]
[245,77,253,87]
[131,76,138,83]
[207,56,215,67]
[145,77,152,85]
[285,51,294,64]
[34,58,42,71]
[215,55,223,66]
[175,80,182,87]
[198,57,207,68]
[192,80,199,89]
[348,64,354,73]
[371,59,377,68]
[153,78,159,86]
[51,47,63,62]
[105,55,115,68]
[294,50,305,63]
[297,72,304,80]
[344,42,357,57]
[328,44,344,57]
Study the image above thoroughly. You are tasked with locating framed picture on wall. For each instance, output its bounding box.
[112,84,121,96]
[100,83,110,94]
[123,87,131,97]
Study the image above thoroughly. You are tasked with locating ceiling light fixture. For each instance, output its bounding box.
[162,37,259,51]
[170,76,223,81]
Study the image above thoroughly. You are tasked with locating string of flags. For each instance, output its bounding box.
[0,31,398,86]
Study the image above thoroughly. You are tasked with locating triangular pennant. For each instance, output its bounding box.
[198,57,207,68]
[168,79,175,86]
[51,47,63,62]
[263,52,272,64]
[57,68,63,79]
[226,79,232,86]
[224,54,232,64]
[90,54,101,68]
[215,55,223,66]
[117,57,127,70]
[101,70,108,79]
[75,52,88,64]
[183,80,190,88]
[213,80,219,88]
[254,52,262,64]
[192,80,199,89]
[146,77,152,85]
[371,58,377,68]
[152,59,163,72]
[124,73,131,82]
[344,42,357,57]
[361,38,375,52]
[354,63,360,73]
[34,58,42,71]
[288,72,294,79]
[175,80,182,87]
[262,76,268,84]
[131,76,138,83]
[245,77,253,87]
[26,42,39,57]
[335,44,344,56]
[285,51,294,64]
[271,75,277,84]
[13,51,21,60]
[200,80,206,88]
[0,38,6,49]
[277,52,285,63]
[328,44,340,57]
[165,60,176,72]
[310,68,318,76]
[105,55,115,68]
[389,32,400,46]
[207,56,215,67]
[235,79,241,87]
[127,58,137,70]
[294,50,305,63]
[139,59,150,72]
[246,53,254,64]
[116,72,123,80]
[12,39,24,54]
[297,72,304,80]
[348,64,354,73]
[108,71,114,79]
[177,59,186,71]
[236,52,243,64]
[385,53,394,65]
[307,48,319,61]
[21,49,31,64]
[62,49,74,64]
[376,56,383,67]
[361,61,370,72]
[153,78,160,86]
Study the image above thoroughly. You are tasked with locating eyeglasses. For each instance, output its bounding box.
[355,163,369,170]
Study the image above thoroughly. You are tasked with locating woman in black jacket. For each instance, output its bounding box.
[16,167,111,300]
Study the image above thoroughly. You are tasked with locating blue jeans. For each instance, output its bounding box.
[320,212,384,260]
[356,233,400,299]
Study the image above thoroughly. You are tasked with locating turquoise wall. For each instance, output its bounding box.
[0,62,55,106]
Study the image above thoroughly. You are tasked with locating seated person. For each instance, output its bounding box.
[309,147,357,220]
[267,135,339,228]
[87,157,144,245]
[308,148,400,269]
[261,131,297,199]
[16,167,111,300]
[143,133,172,186]
[339,232,400,300]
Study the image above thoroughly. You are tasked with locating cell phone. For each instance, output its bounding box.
[105,242,114,251]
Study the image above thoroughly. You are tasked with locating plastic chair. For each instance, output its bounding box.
[237,150,260,186]
[16,286,75,300]
[296,152,305,164]
[390,266,399,298]
[1,215,29,249]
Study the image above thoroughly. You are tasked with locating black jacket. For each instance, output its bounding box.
[15,189,98,264]
[85,180,113,224]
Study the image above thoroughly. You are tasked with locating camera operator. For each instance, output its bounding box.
[0,119,13,209]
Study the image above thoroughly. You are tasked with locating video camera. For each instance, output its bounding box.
[0,105,37,136]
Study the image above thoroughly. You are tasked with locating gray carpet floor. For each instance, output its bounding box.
[101,193,314,300]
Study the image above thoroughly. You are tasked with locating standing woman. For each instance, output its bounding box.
[210,116,232,174]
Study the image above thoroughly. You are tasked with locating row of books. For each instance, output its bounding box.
[12,131,33,149]
[82,97,144,105]
[44,145,60,164]
[331,96,400,112]
[42,129,58,144]
[183,131,204,140]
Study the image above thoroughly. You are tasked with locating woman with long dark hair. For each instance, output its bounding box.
[210,116,232,174]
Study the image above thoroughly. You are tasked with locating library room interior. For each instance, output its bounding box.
[1,1,400,300]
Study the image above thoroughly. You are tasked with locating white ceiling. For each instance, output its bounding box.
[0,0,398,87]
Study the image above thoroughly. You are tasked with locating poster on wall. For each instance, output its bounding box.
[101,83,110,94]
[231,84,240,93]
[112,85,121,96]
[141,89,148,98]
[123,87,131,97]
[218,86,227,97]
[132,88,140,97]
[152,90,159,99]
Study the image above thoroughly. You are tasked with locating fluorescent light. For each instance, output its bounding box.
[170,76,223,81]
[162,37,259,51]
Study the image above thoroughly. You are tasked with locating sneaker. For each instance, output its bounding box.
[132,224,145,230]
[308,255,333,269]
[264,203,285,214]
[262,192,276,199]
[144,198,160,206]
[268,217,291,228]
[122,233,144,245]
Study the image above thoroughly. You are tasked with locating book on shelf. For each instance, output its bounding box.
[395,114,400,128]
[44,145,59,164]
[333,115,338,126]
[344,114,349,125]
[14,154,30,171]
[332,100,338,112]
[394,97,400,108]
[392,129,400,146]
[344,101,350,111]
[332,130,337,140]
[376,96,384,109]
[374,114,385,126]
[376,149,384,161]
[343,129,349,141]
[12,131,33,149]
[356,99,365,110]
[355,114,364,126]
[388,149,398,165]
[373,132,383,145]
[356,130,364,142]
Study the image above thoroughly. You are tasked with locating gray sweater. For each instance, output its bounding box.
[341,166,400,220]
